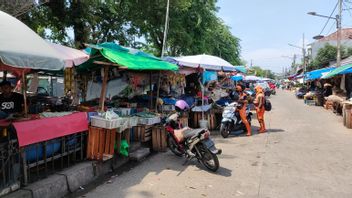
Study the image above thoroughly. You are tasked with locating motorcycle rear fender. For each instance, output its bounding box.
[221,118,233,123]
[201,139,222,155]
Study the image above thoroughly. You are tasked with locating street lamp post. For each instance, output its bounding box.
[308,0,342,67]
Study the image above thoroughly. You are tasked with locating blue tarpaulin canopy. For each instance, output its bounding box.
[305,67,335,81]
[231,75,243,81]
[339,67,352,75]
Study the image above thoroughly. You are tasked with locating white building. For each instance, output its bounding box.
[308,28,352,60]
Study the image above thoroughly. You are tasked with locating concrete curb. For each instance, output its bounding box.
[23,175,68,198]
[3,158,130,198]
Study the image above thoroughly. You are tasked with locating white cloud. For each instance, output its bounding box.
[242,47,302,73]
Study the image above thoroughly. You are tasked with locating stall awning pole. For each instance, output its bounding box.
[149,72,153,109]
[155,71,161,112]
[22,70,28,117]
[99,65,109,112]
[202,69,205,121]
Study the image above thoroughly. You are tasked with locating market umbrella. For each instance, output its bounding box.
[322,63,352,79]
[49,43,89,68]
[0,11,66,116]
[0,11,65,71]
[260,77,272,81]
[244,75,261,81]
[173,54,235,123]
[173,54,233,71]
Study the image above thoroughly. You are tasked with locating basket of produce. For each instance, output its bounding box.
[136,112,161,125]
[129,116,139,127]
[91,116,124,129]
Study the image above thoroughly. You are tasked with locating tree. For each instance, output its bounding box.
[308,43,352,71]
[249,66,276,79]
[0,0,37,17]
[6,0,242,62]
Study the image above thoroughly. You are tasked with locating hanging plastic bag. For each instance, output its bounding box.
[119,140,129,157]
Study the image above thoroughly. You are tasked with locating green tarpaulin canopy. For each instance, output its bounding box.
[322,63,352,79]
[78,42,178,72]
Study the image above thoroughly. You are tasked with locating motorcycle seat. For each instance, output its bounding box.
[183,128,205,139]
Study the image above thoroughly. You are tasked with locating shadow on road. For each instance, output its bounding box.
[267,128,285,133]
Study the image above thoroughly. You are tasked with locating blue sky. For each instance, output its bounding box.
[216,0,352,72]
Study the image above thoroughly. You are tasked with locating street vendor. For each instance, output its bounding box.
[254,85,266,133]
[0,81,24,119]
[236,83,252,136]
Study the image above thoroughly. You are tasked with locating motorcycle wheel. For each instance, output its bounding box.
[197,144,219,172]
[220,123,230,138]
[167,135,184,157]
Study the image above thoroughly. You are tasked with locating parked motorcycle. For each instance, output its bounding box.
[165,113,222,172]
[219,102,252,138]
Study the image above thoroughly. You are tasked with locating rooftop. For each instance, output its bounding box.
[317,28,352,42]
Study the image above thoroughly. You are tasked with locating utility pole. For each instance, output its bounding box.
[161,0,170,58]
[302,33,306,83]
[156,0,170,111]
[292,54,296,70]
[337,0,342,67]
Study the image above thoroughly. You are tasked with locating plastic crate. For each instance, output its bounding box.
[119,118,129,131]
[138,117,161,125]
[117,108,132,116]
[129,117,139,127]
[305,100,316,106]
[91,116,127,130]
[162,105,175,112]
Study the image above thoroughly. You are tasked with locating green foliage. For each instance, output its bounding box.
[8,0,241,62]
[250,66,276,79]
[308,43,352,71]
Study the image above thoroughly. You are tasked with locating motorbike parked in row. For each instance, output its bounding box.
[165,100,222,172]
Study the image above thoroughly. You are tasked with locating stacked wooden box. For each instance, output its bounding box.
[191,112,217,130]
[87,126,116,161]
[132,125,152,142]
[87,126,131,160]
[343,104,352,129]
[151,126,167,152]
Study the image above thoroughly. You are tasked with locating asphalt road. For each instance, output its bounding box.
[81,90,352,198]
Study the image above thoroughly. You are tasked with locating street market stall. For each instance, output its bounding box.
[75,42,179,159]
[170,54,244,130]
[0,10,91,191]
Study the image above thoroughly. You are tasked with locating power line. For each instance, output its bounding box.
[319,1,339,35]
[327,21,337,35]
[343,2,352,17]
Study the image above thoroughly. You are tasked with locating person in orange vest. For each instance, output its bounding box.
[236,84,252,136]
[254,85,266,133]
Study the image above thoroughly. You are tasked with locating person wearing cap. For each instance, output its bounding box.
[254,85,266,133]
[0,81,24,118]
[236,83,252,136]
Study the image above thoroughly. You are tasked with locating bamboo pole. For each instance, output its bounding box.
[99,66,109,112]
[149,72,153,109]
[155,71,161,112]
